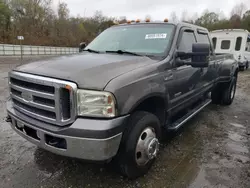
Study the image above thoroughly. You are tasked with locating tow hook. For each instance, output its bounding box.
[5,115,11,123]
[48,139,60,147]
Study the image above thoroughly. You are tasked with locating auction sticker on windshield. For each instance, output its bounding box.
[145,33,167,39]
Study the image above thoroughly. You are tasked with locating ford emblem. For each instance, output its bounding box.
[21,92,33,102]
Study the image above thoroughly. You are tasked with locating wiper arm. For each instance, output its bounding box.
[82,48,100,53]
[105,50,142,56]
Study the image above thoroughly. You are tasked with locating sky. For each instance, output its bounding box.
[53,0,250,20]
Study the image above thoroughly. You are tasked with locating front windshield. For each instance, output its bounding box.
[86,24,175,56]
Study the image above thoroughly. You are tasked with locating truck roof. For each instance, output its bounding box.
[113,21,208,33]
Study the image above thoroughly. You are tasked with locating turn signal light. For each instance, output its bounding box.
[164,18,169,22]
[65,85,72,91]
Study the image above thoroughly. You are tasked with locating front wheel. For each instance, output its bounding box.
[116,111,161,179]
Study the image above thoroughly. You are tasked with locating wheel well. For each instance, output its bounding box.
[131,97,166,126]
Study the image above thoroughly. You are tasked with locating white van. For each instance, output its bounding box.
[210,29,250,70]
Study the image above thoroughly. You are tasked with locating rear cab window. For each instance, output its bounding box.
[197,29,213,53]
[197,33,210,44]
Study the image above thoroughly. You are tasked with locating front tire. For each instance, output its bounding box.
[116,111,161,179]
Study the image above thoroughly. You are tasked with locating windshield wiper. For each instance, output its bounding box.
[105,50,142,56]
[82,48,100,53]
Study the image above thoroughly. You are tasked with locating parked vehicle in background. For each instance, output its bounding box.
[210,29,250,71]
[6,21,238,179]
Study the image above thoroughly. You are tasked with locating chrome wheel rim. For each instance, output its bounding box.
[135,127,159,166]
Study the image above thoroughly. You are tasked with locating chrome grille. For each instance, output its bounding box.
[9,71,77,126]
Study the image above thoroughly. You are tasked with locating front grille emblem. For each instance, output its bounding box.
[21,92,33,102]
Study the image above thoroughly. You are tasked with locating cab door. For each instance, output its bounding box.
[196,30,219,93]
[169,28,203,113]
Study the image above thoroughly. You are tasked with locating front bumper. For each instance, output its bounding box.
[6,100,129,161]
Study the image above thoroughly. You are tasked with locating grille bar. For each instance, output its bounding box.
[55,87,61,122]
[9,71,77,126]
[10,84,55,100]
[10,77,55,94]
[10,93,55,112]
[13,99,56,122]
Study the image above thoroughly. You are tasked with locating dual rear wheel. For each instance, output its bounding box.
[211,75,237,105]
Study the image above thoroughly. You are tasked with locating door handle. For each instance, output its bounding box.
[164,73,173,81]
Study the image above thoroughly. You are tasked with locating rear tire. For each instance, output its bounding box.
[211,76,237,106]
[115,111,161,179]
[239,66,245,71]
[221,76,237,105]
[246,62,249,70]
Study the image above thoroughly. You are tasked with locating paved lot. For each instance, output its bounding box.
[0,57,250,188]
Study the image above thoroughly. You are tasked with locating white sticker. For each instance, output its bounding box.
[145,33,167,39]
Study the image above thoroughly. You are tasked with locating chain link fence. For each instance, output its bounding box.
[0,44,79,56]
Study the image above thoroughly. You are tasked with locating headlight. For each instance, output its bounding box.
[77,89,116,118]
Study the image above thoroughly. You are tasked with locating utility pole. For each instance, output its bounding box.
[17,36,24,62]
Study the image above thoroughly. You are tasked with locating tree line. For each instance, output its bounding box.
[0,0,250,47]
[173,3,250,32]
[0,0,115,46]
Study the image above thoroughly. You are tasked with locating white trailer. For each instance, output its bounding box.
[210,29,250,71]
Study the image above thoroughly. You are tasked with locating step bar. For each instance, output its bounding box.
[168,99,212,130]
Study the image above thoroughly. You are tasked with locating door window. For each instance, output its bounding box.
[178,31,196,54]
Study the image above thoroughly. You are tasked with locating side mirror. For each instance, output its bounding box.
[79,42,87,52]
[190,43,209,67]
[176,43,210,68]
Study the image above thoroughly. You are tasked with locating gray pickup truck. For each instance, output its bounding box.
[6,21,238,178]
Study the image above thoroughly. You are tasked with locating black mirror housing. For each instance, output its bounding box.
[79,42,87,52]
[176,43,210,68]
[191,43,209,67]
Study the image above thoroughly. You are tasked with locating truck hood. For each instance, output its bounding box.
[15,53,156,90]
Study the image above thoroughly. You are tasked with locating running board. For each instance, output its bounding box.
[168,99,212,131]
